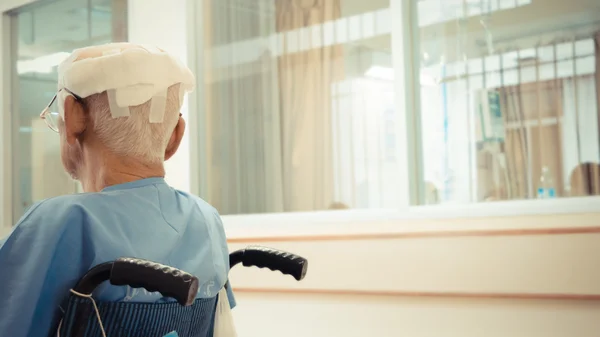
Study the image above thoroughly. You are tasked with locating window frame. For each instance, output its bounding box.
[392,0,424,206]
[187,0,415,219]
[2,0,598,234]
[185,0,206,198]
[0,0,31,231]
[0,0,125,231]
[185,0,600,227]
[403,0,600,215]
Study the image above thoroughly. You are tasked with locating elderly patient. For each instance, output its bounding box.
[0,43,233,336]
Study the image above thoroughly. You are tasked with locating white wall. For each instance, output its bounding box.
[233,294,599,337]
[226,212,600,337]
[127,0,191,192]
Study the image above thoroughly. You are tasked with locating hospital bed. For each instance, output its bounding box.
[57,246,308,337]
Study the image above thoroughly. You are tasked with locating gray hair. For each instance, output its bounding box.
[84,83,182,164]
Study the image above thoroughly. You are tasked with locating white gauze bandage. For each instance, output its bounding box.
[56,43,195,123]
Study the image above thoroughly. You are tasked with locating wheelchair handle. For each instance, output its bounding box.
[73,258,199,307]
[229,246,308,281]
[71,247,307,308]
[110,258,199,306]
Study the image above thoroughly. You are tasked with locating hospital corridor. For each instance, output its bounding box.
[1,0,600,336]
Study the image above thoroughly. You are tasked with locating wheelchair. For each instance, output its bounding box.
[57,246,308,337]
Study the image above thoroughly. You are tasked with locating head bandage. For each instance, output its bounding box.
[57,43,194,123]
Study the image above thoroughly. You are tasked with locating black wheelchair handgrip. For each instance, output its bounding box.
[238,246,308,281]
[110,258,199,306]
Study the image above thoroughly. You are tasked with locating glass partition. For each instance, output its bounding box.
[413,0,600,205]
[195,0,407,215]
[10,0,127,222]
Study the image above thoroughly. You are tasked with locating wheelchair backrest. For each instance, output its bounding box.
[59,295,218,337]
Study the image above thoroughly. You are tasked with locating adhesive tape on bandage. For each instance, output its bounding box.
[149,90,168,123]
[103,50,128,119]
[107,89,130,118]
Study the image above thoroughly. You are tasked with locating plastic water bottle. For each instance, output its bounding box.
[537,166,556,199]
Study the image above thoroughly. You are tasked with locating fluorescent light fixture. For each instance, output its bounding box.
[17,52,70,75]
[365,65,438,86]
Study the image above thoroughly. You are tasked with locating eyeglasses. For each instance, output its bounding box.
[40,88,83,132]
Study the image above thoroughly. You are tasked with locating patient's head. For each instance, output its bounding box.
[53,43,192,192]
[59,84,184,176]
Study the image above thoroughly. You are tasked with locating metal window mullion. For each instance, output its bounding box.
[186,0,207,199]
[0,12,15,229]
[9,14,19,224]
[391,0,423,209]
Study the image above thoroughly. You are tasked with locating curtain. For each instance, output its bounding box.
[203,0,284,215]
[275,0,343,212]
[202,0,343,214]
[562,76,600,193]
[499,85,531,200]
[331,77,397,209]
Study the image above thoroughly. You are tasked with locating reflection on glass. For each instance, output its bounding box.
[12,0,127,221]
[199,0,399,215]
[415,0,600,204]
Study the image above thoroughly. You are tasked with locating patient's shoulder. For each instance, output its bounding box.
[5,194,93,251]
[16,194,91,231]
[176,189,222,218]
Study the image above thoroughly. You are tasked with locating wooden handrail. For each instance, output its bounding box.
[233,287,600,301]
[227,226,600,243]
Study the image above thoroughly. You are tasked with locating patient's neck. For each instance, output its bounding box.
[78,148,165,193]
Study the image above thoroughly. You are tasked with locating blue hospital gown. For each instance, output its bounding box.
[0,177,235,337]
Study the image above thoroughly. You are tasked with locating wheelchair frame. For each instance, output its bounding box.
[60,246,308,337]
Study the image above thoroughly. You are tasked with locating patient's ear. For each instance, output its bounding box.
[63,96,87,145]
[165,114,185,161]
